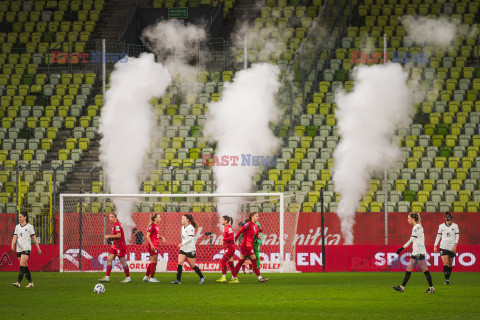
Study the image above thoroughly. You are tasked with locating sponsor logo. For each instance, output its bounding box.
[374,251,476,268]
[50,51,128,64]
[63,248,94,268]
[198,227,341,246]
[261,262,281,269]
[0,252,13,267]
[129,261,168,272]
[193,262,220,271]
[297,252,323,266]
[129,261,151,270]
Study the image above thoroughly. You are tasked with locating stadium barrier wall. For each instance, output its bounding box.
[1,212,478,272]
[0,214,16,246]
[1,244,479,273]
[297,245,480,272]
[0,245,59,272]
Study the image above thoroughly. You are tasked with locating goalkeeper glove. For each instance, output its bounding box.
[396,247,404,255]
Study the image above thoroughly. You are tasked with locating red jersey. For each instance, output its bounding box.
[235,221,259,248]
[112,221,126,249]
[147,223,160,247]
[222,224,234,248]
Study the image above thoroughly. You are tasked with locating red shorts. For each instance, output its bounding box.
[109,247,126,258]
[223,245,236,260]
[240,246,255,257]
[148,245,159,257]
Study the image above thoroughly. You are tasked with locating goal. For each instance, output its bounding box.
[60,193,303,273]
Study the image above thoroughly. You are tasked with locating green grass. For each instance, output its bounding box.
[1,272,479,319]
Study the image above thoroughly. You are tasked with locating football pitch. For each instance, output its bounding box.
[1,272,479,319]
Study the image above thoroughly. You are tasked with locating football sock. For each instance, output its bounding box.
[250,259,261,277]
[145,263,151,277]
[123,265,130,277]
[150,263,157,278]
[106,264,112,276]
[446,266,452,280]
[228,261,236,277]
[234,259,246,275]
[443,265,448,279]
[424,270,433,287]
[17,266,25,283]
[401,271,411,287]
[176,264,183,281]
[25,267,32,282]
[221,257,228,276]
[193,265,204,278]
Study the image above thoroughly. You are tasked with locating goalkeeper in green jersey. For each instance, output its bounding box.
[253,221,263,269]
[239,220,263,272]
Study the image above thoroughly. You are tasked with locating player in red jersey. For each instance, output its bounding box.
[99,212,131,283]
[216,215,238,283]
[232,212,268,283]
[143,213,165,283]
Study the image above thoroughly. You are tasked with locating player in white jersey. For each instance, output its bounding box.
[393,212,435,293]
[10,212,42,288]
[434,212,459,284]
[171,214,205,285]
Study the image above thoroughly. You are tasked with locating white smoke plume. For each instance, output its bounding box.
[142,20,206,92]
[231,21,285,66]
[138,20,208,177]
[99,53,171,242]
[401,16,458,47]
[333,63,413,244]
[204,63,282,221]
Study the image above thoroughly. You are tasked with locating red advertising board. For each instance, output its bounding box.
[61,244,281,272]
[0,245,59,271]
[1,212,479,272]
[1,244,479,273]
[296,245,480,272]
[0,214,15,246]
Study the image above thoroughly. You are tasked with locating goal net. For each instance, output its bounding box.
[60,193,304,273]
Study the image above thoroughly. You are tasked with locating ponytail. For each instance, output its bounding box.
[183,214,197,228]
[222,215,233,226]
[409,212,421,224]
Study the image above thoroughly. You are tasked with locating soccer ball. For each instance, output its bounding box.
[94,283,105,294]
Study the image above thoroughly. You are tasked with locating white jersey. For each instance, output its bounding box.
[180,224,196,253]
[14,223,35,252]
[404,224,426,256]
[435,223,459,251]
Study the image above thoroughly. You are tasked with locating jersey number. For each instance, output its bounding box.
[446,232,450,237]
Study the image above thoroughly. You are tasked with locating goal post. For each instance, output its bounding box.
[60,192,303,273]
